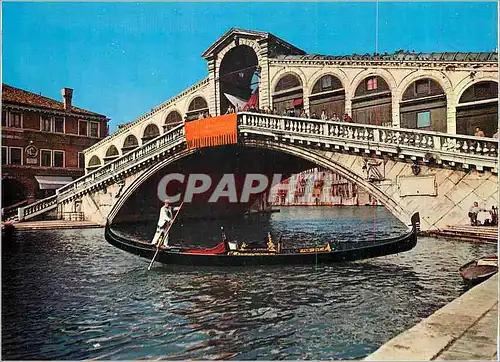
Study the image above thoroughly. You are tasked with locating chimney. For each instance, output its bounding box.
[61,87,73,111]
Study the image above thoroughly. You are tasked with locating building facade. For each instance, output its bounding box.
[1,84,109,209]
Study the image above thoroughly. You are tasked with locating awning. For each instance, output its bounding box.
[35,176,73,190]
[224,93,248,110]
[293,98,303,107]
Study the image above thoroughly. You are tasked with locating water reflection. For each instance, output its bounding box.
[2,207,496,360]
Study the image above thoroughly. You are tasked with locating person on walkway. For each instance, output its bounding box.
[492,129,498,139]
[474,127,485,137]
[344,113,352,123]
[151,200,174,246]
[468,201,480,226]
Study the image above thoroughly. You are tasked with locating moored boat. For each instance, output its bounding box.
[105,213,420,267]
[459,254,498,287]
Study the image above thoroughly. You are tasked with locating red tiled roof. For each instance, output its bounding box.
[2,84,108,118]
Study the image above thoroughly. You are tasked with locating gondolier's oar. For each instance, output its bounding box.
[148,201,184,271]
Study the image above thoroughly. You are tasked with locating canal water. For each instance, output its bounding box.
[2,207,496,360]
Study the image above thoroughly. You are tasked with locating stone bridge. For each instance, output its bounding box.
[18,112,498,231]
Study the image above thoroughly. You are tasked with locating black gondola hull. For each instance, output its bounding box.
[104,213,419,266]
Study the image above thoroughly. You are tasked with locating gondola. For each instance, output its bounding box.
[104,213,420,266]
[459,254,498,287]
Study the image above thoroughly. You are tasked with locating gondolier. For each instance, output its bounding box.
[151,200,175,246]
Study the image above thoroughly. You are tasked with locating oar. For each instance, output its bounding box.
[148,201,184,271]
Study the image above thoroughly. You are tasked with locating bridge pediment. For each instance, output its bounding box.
[201,28,305,60]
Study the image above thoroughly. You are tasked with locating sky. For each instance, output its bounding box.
[3,2,498,132]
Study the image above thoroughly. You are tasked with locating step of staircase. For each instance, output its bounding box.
[424,224,498,243]
[12,220,102,231]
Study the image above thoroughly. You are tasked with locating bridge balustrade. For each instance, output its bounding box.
[239,112,498,169]
[18,125,185,221]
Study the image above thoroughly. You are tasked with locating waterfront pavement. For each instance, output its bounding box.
[424,224,498,243]
[365,273,498,360]
[10,220,102,231]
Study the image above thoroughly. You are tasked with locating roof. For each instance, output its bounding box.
[274,51,498,62]
[2,84,108,118]
[202,28,305,59]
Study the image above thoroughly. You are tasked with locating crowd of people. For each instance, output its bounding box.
[225,104,354,123]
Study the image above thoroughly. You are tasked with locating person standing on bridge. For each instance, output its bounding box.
[151,200,174,246]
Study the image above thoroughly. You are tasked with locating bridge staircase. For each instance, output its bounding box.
[17,124,185,221]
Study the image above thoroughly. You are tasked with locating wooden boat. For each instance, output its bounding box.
[104,213,420,266]
[459,254,498,287]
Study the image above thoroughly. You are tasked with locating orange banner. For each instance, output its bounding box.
[185,113,238,149]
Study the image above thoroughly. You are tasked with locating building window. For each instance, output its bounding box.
[9,147,22,165]
[366,77,378,91]
[54,117,65,133]
[41,115,52,132]
[78,152,85,169]
[2,110,7,127]
[41,150,52,167]
[90,122,99,138]
[417,111,431,128]
[9,112,22,128]
[2,147,8,165]
[53,151,64,167]
[79,120,88,136]
[415,79,430,95]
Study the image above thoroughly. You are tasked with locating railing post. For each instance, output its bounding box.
[18,207,24,221]
[433,135,441,151]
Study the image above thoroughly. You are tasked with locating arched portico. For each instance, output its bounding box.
[218,45,259,114]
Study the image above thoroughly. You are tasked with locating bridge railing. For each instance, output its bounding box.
[58,123,185,197]
[17,195,58,221]
[18,124,185,221]
[238,112,498,169]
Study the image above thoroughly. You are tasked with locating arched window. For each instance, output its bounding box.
[311,75,343,94]
[105,145,119,157]
[122,134,139,154]
[352,76,392,126]
[400,78,447,132]
[87,155,101,171]
[165,111,183,132]
[142,124,160,143]
[309,75,345,120]
[456,81,498,137]
[272,74,303,117]
[186,97,208,121]
[274,74,302,93]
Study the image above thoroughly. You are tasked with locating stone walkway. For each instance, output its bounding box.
[365,273,498,360]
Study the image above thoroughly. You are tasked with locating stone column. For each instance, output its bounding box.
[447,95,457,134]
[206,57,218,116]
[258,41,270,110]
[392,90,401,128]
[344,92,352,117]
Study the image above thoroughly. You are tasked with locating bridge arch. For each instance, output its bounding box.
[398,76,448,133]
[141,123,160,144]
[271,71,306,116]
[307,72,346,120]
[186,95,209,121]
[218,44,259,114]
[107,142,407,226]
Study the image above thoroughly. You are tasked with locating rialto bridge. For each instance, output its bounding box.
[17,28,499,231]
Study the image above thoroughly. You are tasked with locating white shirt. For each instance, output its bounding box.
[157,205,173,227]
